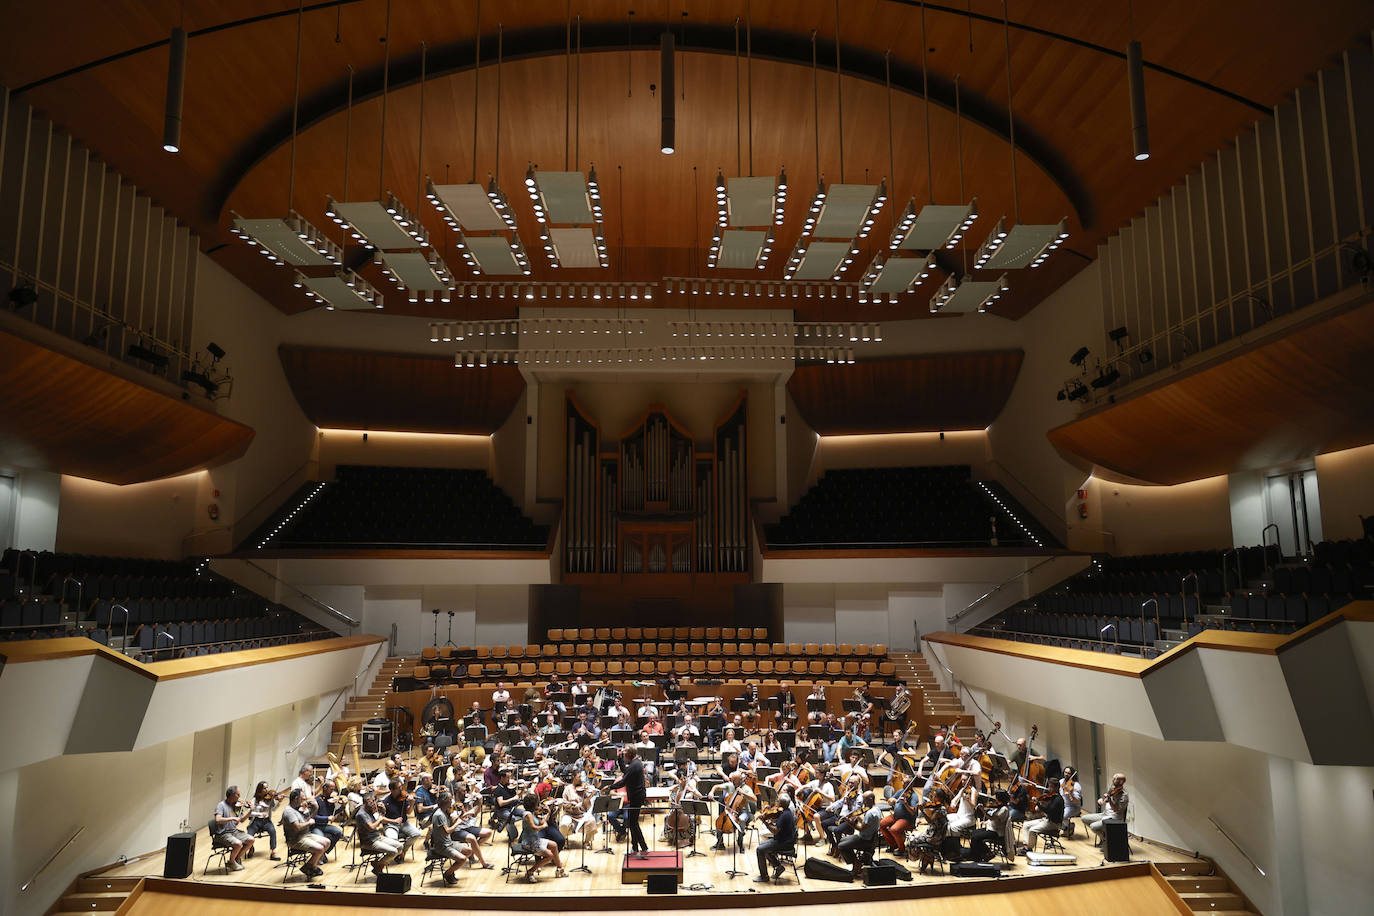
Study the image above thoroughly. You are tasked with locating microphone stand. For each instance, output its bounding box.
[431,609,440,648]
[444,610,456,648]
[723,808,746,879]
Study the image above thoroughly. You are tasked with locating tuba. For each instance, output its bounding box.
[886,686,911,720]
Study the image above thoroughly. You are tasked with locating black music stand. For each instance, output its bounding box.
[682,798,712,859]
[499,729,522,746]
[648,734,668,752]
[807,725,829,743]
[730,698,750,712]
[593,794,621,854]
[554,746,580,765]
[723,806,748,879]
[842,699,861,713]
[543,731,568,747]
[464,725,488,747]
[610,728,633,745]
[509,745,534,765]
[667,688,686,701]
[806,698,826,713]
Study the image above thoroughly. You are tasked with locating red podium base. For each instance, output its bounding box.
[620,850,684,884]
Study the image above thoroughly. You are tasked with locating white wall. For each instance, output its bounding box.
[362,590,425,656]
[1314,443,1374,541]
[316,429,493,479]
[11,468,60,552]
[1087,473,1235,555]
[56,472,203,560]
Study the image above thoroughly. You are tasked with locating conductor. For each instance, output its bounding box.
[611,745,649,856]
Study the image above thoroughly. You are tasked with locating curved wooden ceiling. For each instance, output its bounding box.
[0,328,255,485]
[278,345,525,433]
[3,1,1371,326]
[788,350,1023,434]
[1047,298,1374,486]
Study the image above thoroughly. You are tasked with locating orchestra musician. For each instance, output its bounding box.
[970,788,1014,862]
[382,777,422,855]
[947,782,980,838]
[1009,735,1046,774]
[795,765,835,845]
[412,772,439,827]
[1060,766,1083,836]
[1023,777,1066,852]
[211,786,256,871]
[718,727,742,758]
[742,683,762,729]
[775,682,798,729]
[835,790,882,878]
[539,713,563,740]
[290,763,317,801]
[427,789,471,884]
[354,793,403,876]
[559,770,600,848]
[515,793,565,881]
[569,676,589,701]
[1081,773,1129,844]
[878,776,920,855]
[572,710,601,742]
[673,713,701,745]
[311,782,346,850]
[806,685,827,725]
[482,744,507,789]
[610,745,649,856]
[639,709,664,742]
[704,697,728,747]
[710,770,755,854]
[754,794,797,884]
[281,788,329,878]
[910,786,950,870]
[492,682,511,716]
[489,769,525,842]
[246,781,281,860]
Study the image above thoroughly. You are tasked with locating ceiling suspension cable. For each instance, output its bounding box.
[471,0,480,182]
[377,0,391,200]
[286,0,305,213]
[1001,0,1020,223]
[921,1,934,203]
[414,41,426,211]
[833,0,844,184]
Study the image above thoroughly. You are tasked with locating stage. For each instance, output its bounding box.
[97,818,1204,902]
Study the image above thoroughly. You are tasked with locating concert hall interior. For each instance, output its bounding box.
[2,2,1374,914]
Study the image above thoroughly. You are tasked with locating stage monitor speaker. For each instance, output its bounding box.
[376,872,412,894]
[163,832,196,878]
[951,861,1001,878]
[804,856,855,883]
[645,873,678,894]
[863,862,898,886]
[1103,820,1130,861]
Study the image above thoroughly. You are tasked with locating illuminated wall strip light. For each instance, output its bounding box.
[451,344,856,367]
[665,320,881,341]
[978,481,1043,548]
[661,277,865,299]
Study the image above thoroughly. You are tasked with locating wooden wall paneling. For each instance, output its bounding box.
[276,345,523,434]
[1046,298,1374,485]
[787,351,1024,435]
[0,327,254,484]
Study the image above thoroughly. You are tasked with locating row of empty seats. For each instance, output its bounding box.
[89,595,272,627]
[763,466,1056,549]
[546,626,768,641]
[422,641,889,660]
[406,657,898,683]
[252,466,549,550]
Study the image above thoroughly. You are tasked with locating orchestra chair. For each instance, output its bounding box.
[282,849,312,883]
[611,627,627,640]
[1040,832,1066,854]
[627,627,643,640]
[596,628,611,640]
[204,843,233,875]
[689,627,705,640]
[773,848,801,885]
[705,627,721,640]
[722,627,737,640]
[548,628,564,642]
[421,647,439,662]
[345,837,388,883]
[504,841,538,884]
[421,849,449,887]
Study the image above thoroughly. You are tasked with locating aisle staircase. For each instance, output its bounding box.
[889,650,975,741]
[328,654,413,754]
[46,874,141,914]
[1157,859,1258,914]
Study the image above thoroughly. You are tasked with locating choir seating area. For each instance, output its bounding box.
[763,466,1059,549]
[0,548,334,658]
[248,465,551,551]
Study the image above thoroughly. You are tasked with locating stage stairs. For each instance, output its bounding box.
[1157,858,1258,914]
[888,650,976,742]
[328,654,414,754]
[46,874,141,915]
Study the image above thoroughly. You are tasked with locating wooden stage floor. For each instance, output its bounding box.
[102,817,1202,902]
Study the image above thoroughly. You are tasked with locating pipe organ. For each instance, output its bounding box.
[564,394,749,580]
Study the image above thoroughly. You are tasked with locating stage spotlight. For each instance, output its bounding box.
[1069,346,1090,368]
[206,342,226,361]
[8,283,37,308]
[1067,381,1089,401]
[1091,365,1122,389]
[1138,348,1154,364]
[1107,326,1129,344]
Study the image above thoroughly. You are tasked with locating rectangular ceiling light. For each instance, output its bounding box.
[928,274,1009,314]
[378,250,455,295]
[727,175,780,227]
[531,170,595,223]
[327,195,430,251]
[862,253,937,294]
[974,218,1069,269]
[789,241,855,281]
[230,212,341,267]
[812,183,884,239]
[550,227,603,269]
[465,236,527,275]
[295,269,384,311]
[891,200,979,251]
[716,229,771,269]
[426,180,517,232]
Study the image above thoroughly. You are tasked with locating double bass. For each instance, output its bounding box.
[1010,724,1048,814]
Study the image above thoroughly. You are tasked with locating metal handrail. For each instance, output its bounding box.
[19,825,84,892]
[110,604,131,656]
[1208,815,1266,877]
[59,574,83,616]
[951,556,1061,624]
[1141,598,1159,643]
[242,560,359,628]
[1261,524,1280,564]
[286,641,386,757]
[984,459,1067,540]
[1180,572,1199,630]
[1101,622,1120,654]
[969,624,1133,656]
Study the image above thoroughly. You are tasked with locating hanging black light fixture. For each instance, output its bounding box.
[660,30,676,153]
[162,26,187,152]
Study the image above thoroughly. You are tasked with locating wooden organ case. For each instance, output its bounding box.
[563,394,749,583]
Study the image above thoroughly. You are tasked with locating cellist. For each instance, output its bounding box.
[709,770,755,855]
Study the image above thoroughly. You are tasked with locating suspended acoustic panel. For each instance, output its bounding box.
[813,183,881,238]
[717,229,769,269]
[327,199,425,250]
[788,351,1025,435]
[535,171,595,223]
[427,182,512,231]
[727,175,779,227]
[550,228,602,269]
[893,201,979,251]
[466,236,526,275]
[791,241,853,280]
[0,328,255,485]
[378,250,453,294]
[1047,299,1374,485]
[279,345,524,434]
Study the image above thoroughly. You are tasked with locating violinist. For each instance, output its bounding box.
[1023,777,1065,852]
[427,789,471,885]
[246,781,281,860]
[560,770,600,847]
[969,789,1013,861]
[911,785,950,854]
[281,788,329,878]
[211,786,256,870]
[836,790,881,878]
[311,781,346,850]
[354,793,403,876]
[483,744,507,788]
[413,772,439,827]
[1082,773,1129,843]
[1007,777,1032,839]
[489,769,525,842]
[382,777,422,855]
[291,763,317,802]
[1060,766,1083,836]
[948,781,980,838]
[514,793,565,880]
[878,775,920,855]
[754,795,797,884]
[450,782,495,867]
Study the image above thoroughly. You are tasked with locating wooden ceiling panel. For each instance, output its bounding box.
[278,345,524,434]
[0,329,255,485]
[1046,299,1374,486]
[788,351,1024,435]
[2,2,1370,323]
